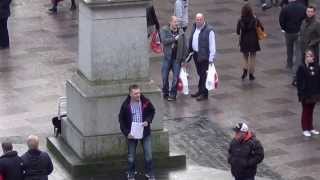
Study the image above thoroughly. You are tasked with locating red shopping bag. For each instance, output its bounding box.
[150,31,162,54]
[177,78,183,92]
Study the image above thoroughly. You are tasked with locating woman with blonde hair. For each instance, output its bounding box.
[296,49,320,137]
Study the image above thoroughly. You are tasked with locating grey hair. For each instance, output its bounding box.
[27,135,39,150]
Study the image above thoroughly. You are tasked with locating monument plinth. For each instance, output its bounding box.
[47,0,185,176]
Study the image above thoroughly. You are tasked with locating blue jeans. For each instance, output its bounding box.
[161,57,181,97]
[127,135,153,176]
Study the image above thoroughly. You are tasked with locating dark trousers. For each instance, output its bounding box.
[194,53,209,96]
[235,177,255,180]
[310,44,319,63]
[0,17,9,48]
[301,102,316,131]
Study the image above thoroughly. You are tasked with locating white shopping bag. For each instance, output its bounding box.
[206,63,219,91]
[177,67,189,95]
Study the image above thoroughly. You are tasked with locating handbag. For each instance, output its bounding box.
[150,31,162,54]
[256,19,267,40]
[177,67,189,95]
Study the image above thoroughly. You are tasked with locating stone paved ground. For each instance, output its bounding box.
[1,0,320,179]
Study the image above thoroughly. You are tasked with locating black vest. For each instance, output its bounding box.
[189,23,214,62]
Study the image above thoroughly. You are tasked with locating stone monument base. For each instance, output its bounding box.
[47,137,186,177]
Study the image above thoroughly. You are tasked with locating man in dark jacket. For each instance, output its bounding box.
[228,123,264,180]
[21,135,53,180]
[300,6,320,63]
[0,141,25,180]
[119,84,156,180]
[160,16,188,101]
[0,0,12,49]
[189,13,216,101]
[279,0,306,85]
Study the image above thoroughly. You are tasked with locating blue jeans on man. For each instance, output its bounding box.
[127,135,154,177]
[161,57,181,98]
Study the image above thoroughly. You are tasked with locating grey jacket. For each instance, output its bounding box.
[174,0,189,28]
[160,25,188,63]
[300,17,320,51]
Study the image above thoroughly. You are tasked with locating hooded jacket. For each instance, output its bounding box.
[21,149,53,180]
[228,132,264,178]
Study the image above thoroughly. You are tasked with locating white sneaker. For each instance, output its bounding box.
[311,129,320,135]
[303,131,311,137]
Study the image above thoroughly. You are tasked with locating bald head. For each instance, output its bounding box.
[195,13,205,28]
[169,16,178,31]
[27,135,39,150]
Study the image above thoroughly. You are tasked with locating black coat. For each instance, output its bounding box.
[146,5,160,31]
[228,133,264,178]
[296,63,320,103]
[279,2,306,34]
[21,149,54,180]
[280,0,308,7]
[0,0,11,18]
[119,95,155,138]
[0,151,24,180]
[237,17,263,53]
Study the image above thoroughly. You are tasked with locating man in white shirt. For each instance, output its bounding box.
[189,13,216,101]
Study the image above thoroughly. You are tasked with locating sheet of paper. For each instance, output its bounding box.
[130,122,144,139]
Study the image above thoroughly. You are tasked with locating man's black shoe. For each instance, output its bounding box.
[292,80,297,87]
[249,74,255,81]
[49,7,57,13]
[196,95,208,101]
[167,96,176,101]
[191,92,201,98]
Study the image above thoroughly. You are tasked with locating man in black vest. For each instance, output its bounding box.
[189,13,216,101]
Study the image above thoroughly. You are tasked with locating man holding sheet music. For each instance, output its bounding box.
[119,84,156,180]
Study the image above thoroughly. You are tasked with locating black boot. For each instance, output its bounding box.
[249,73,255,81]
[241,69,248,80]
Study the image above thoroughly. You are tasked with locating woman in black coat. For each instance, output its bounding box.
[0,0,11,49]
[296,49,320,137]
[237,4,263,81]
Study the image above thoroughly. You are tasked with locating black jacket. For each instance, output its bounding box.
[280,0,308,7]
[0,0,11,18]
[228,132,264,178]
[296,63,320,102]
[146,5,160,31]
[0,151,24,180]
[279,2,306,34]
[119,95,155,138]
[21,149,54,180]
[237,17,262,53]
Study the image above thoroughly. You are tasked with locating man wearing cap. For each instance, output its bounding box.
[228,123,264,180]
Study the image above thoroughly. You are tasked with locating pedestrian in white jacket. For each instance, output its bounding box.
[174,0,189,32]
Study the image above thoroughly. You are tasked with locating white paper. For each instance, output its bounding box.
[130,122,144,139]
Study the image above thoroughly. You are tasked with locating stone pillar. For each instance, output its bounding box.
[47,0,185,176]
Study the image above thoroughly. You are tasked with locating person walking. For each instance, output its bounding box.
[118,84,156,180]
[49,0,76,13]
[160,16,188,101]
[146,3,160,37]
[237,4,263,81]
[300,6,320,63]
[0,141,25,180]
[296,49,320,137]
[228,122,264,180]
[0,0,12,49]
[21,135,54,180]
[189,13,216,101]
[279,0,306,86]
[174,0,189,32]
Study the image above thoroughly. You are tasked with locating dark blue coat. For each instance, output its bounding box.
[21,149,53,180]
[119,95,155,138]
[0,0,11,18]
[0,151,24,180]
